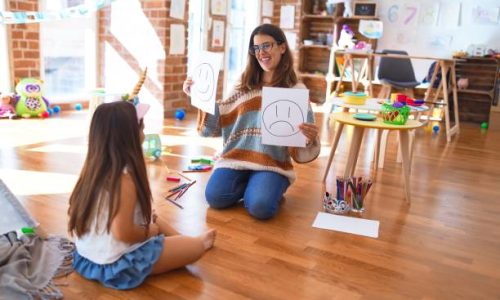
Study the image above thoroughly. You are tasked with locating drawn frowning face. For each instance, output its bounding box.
[192,63,215,102]
[262,100,304,137]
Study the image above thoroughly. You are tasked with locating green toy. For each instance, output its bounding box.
[143,134,162,159]
[15,78,49,117]
[481,122,489,129]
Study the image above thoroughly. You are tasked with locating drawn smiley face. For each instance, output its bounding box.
[262,100,304,137]
[192,63,215,102]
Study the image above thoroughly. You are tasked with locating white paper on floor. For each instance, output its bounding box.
[312,212,379,238]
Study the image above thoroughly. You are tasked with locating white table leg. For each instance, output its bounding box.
[399,130,412,203]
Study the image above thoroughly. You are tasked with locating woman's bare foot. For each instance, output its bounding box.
[199,229,216,250]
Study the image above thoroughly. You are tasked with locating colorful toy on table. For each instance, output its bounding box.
[343,91,367,105]
[0,92,16,119]
[381,102,410,125]
[14,78,50,118]
[406,98,424,107]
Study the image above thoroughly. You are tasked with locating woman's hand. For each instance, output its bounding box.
[299,123,319,146]
[183,77,194,96]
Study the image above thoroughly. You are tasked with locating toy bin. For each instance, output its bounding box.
[381,103,410,125]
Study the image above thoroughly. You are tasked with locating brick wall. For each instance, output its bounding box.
[98,0,189,116]
[6,0,40,81]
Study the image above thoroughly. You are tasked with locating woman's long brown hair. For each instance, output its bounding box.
[68,101,152,237]
[238,23,298,92]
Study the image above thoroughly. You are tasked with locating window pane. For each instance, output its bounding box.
[40,0,96,101]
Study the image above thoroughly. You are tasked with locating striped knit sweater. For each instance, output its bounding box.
[197,83,319,183]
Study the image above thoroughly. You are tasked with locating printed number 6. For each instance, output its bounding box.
[388,5,398,23]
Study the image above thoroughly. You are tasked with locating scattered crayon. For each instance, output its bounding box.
[165,197,184,209]
[166,176,181,182]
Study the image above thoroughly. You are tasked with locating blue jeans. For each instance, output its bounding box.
[205,168,290,220]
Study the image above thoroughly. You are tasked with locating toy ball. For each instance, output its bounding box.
[480,122,488,129]
[432,125,440,133]
[75,103,83,111]
[53,105,61,113]
[175,109,185,120]
[47,108,53,116]
[40,111,50,118]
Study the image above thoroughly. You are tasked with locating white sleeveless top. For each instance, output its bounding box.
[75,190,148,264]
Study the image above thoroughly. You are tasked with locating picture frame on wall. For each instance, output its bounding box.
[353,1,377,18]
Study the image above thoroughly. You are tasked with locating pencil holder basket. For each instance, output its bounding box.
[323,192,350,215]
[381,103,410,125]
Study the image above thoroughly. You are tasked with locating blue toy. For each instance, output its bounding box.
[75,103,83,111]
[432,125,440,133]
[53,105,61,113]
[175,109,185,120]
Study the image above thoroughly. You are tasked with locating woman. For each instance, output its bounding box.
[183,24,320,220]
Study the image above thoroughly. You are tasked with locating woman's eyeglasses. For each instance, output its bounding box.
[249,42,280,55]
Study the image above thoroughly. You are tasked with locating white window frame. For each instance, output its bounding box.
[39,0,97,102]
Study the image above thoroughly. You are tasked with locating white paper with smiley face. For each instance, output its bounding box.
[261,87,309,147]
[189,51,223,115]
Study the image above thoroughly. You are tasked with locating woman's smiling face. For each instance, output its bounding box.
[253,34,286,73]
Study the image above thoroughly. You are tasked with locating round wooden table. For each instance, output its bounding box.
[323,112,424,202]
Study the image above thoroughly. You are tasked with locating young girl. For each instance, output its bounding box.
[68,100,216,290]
[183,24,321,220]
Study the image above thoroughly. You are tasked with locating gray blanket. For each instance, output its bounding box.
[0,232,74,300]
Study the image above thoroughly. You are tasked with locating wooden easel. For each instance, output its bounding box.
[423,60,460,142]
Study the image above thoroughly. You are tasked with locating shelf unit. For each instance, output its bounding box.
[298,1,378,103]
[298,0,339,104]
[452,57,499,123]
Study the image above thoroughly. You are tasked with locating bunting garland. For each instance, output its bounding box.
[0,0,116,24]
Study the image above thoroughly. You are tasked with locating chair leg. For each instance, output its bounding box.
[377,85,390,99]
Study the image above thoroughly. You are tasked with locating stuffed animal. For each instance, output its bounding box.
[15,78,50,117]
[0,92,16,118]
[338,24,355,49]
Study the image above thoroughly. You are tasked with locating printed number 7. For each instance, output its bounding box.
[404,6,417,25]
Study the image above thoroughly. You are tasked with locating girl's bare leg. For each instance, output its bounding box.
[150,229,216,274]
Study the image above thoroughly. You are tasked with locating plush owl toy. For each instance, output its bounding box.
[15,78,50,117]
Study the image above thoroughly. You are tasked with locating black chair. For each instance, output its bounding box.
[377,50,421,99]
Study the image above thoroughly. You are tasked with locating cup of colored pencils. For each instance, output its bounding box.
[343,176,372,213]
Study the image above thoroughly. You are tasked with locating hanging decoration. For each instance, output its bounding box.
[0,0,115,24]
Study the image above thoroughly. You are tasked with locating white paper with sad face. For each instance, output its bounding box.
[261,87,309,147]
[189,51,223,114]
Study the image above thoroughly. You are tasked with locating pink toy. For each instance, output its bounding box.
[0,93,16,118]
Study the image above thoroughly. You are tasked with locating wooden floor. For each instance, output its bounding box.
[1,109,500,299]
